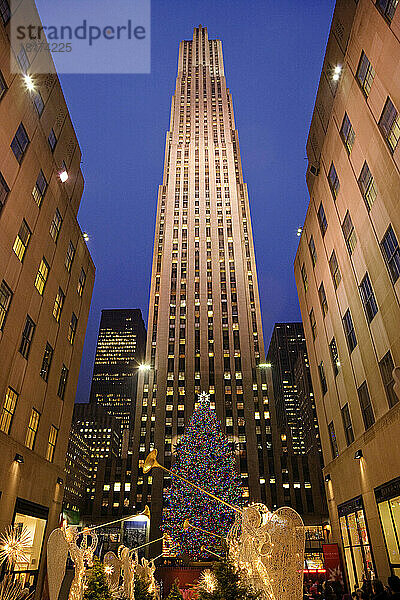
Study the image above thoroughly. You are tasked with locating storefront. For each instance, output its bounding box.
[338,496,375,590]
[375,476,400,578]
[12,498,48,588]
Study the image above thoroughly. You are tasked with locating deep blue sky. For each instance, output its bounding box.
[65,0,335,403]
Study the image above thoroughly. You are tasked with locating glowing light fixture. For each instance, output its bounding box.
[354,449,363,460]
[59,169,68,183]
[57,477,64,485]
[23,74,35,92]
[332,65,342,82]
[14,453,24,464]
[83,232,90,242]
[297,227,303,237]
[325,474,331,482]
[258,363,272,368]
[139,364,151,372]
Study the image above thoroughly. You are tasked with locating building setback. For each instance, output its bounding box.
[0,1,95,593]
[89,309,146,438]
[295,0,400,587]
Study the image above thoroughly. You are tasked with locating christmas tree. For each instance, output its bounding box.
[161,393,242,559]
[83,558,112,600]
[197,560,260,600]
[165,580,184,600]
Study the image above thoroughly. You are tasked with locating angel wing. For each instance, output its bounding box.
[260,506,305,600]
[104,551,121,588]
[47,529,69,600]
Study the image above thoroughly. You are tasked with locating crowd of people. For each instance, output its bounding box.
[303,574,400,600]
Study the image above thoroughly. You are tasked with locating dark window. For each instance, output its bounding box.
[329,250,342,289]
[17,47,29,72]
[379,97,400,153]
[329,337,340,377]
[358,162,377,211]
[0,171,10,213]
[309,309,317,341]
[381,225,400,283]
[379,351,398,408]
[48,128,57,151]
[343,309,357,353]
[13,219,31,261]
[328,421,339,458]
[301,264,308,292]
[317,203,328,237]
[340,113,355,153]
[0,70,7,100]
[0,281,12,330]
[0,0,10,25]
[318,282,328,317]
[342,211,357,255]
[318,361,327,395]
[357,51,375,96]
[376,0,399,22]
[19,315,35,359]
[58,365,69,399]
[40,343,53,382]
[11,123,30,163]
[68,313,78,344]
[33,91,44,117]
[32,170,47,206]
[328,162,340,199]
[341,404,354,446]
[309,236,317,266]
[50,208,62,242]
[65,241,75,272]
[359,272,378,323]
[358,382,375,430]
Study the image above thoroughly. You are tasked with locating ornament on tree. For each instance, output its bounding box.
[160,393,242,558]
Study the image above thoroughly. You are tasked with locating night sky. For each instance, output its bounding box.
[62,0,335,403]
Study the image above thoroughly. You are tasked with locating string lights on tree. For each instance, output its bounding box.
[161,393,242,559]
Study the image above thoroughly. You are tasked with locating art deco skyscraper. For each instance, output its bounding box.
[131,26,283,537]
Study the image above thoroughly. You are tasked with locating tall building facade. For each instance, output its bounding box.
[295,0,400,586]
[89,309,146,434]
[131,25,283,539]
[0,1,95,592]
[63,425,91,516]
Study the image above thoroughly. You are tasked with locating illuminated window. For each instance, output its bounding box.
[40,343,53,382]
[34,258,49,295]
[13,220,31,261]
[65,241,75,272]
[46,425,58,461]
[103,484,110,491]
[114,482,121,491]
[77,268,86,296]
[0,387,18,434]
[32,170,47,206]
[339,498,374,590]
[25,408,40,450]
[50,209,62,242]
[329,337,340,377]
[53,287,65,321]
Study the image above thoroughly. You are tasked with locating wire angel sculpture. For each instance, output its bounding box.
[227,504,305,600]
[135,557,157,595]
[47,525,98,600]
[117,545,138,600]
